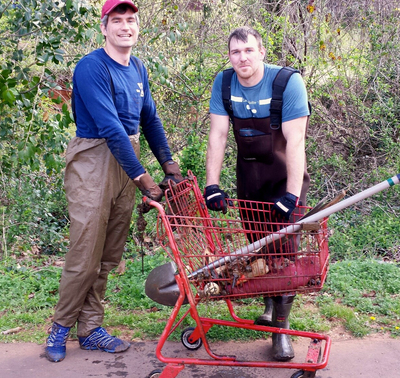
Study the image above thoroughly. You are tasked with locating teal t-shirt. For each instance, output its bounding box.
[209,63,309,122]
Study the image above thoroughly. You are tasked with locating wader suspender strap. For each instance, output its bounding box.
[72,57,143,124]
[222,67,235,124]
[221,66,300,127]
[270,66,299,128]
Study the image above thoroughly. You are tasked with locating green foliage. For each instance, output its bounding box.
[1,169,68,257]
[317,259,400,337]
[318,297,371,337]
[179,133,207,187]
[0,0,101,257]
[319,259,400,336]
[0,262,61,312]
[304,2,400,192]
[105,253,170,309]
[328,203,400,260]
[324,259,400,315]
[290,296,332,333]
[0,0,99,177]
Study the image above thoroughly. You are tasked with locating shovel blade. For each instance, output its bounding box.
[145,261,189,306]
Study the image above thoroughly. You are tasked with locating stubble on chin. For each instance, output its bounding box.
[236,68,252,80]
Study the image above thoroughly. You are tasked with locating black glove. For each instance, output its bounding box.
[204,185,230,214]
[134,173,163,202]
[159,160,184,191]
[271,192,299,220]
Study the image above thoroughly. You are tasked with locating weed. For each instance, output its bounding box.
[291,297,331,333]
[318,299,370,337]
[323,259,400,316]
[0,263,61,312]
[0,171,68,257]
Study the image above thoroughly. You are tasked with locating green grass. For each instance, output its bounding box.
[327,208,400,261]
[318,259,400,337]
[0,255,399,344]
[322,259,400,315]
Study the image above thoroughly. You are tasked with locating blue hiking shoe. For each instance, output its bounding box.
[45,322,71,362]
[78,327,130,353]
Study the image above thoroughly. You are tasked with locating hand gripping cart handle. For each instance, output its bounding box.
[144,172,400,378]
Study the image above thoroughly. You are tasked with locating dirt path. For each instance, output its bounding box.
[1,332,399,378]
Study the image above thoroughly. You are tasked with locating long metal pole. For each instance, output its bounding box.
[188,174,400,279]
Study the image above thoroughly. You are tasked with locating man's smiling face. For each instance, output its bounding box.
[101,8,139,51]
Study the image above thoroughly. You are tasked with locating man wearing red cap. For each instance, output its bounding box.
[45,0,183,362]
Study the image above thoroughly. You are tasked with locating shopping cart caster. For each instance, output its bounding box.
[147,369,162,378]
[291,370,316,378]
[181,327,202,350]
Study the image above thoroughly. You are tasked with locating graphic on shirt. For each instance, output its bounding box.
[231,95,270,115]
[137,82,144,97]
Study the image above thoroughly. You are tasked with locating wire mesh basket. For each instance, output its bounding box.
[157,174,329,301]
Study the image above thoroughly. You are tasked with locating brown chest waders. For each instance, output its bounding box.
[222,66,311,361]
[232,115,310,204]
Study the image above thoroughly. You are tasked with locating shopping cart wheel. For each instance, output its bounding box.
[290,370,316,378]
[181,327,202,350]
[147,369,162,378]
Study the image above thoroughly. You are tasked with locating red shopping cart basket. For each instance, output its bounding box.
[145,172,331,378]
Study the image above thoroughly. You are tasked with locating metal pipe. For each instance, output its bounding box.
[187,174,400,280]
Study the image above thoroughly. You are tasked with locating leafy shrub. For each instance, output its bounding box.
[1,170,68,257]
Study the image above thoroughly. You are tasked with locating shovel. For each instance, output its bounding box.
[145,174,400,306]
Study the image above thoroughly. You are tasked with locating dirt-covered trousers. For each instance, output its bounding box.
[53,135,140,337]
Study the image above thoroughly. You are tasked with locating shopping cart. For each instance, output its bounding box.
[144,171,331,378]
[144,171,400,378]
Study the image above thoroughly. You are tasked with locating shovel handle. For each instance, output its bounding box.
[188,173,400,279]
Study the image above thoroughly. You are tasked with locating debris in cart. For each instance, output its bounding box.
[144,171,400,378]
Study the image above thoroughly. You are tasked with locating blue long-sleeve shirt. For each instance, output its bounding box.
[72,48,172,179]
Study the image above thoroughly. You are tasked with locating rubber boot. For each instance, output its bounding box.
[254,297,273,326]
[271,295,295,361]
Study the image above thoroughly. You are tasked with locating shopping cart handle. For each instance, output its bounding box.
[143,196,165,212]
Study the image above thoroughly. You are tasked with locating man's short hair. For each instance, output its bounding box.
[101,4,139,27]
[228,26,263,51]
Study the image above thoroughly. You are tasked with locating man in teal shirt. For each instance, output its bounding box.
[205,26,310,361]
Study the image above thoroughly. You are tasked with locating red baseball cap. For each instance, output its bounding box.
[101,0,138,19]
